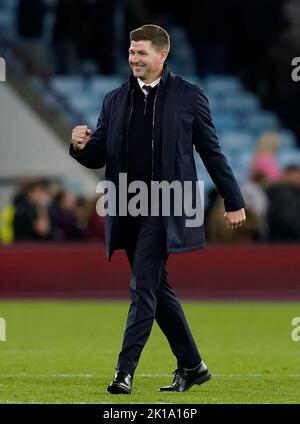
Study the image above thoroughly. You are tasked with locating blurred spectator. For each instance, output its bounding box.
[248,132,282,182]
[12,177,33,207]
[49,190,84,241]
[242,172,269,240]
[2,179,106,244]
[0,204,15,245]
[204,187,219,219]
[13,179,53,241]
[266,164,300,241]
[86,197,105,241]
[0,177,32,244]
[205,195,261,243]
[75,196,91,235]
[72,195,104,241]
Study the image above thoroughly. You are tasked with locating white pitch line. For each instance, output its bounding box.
[0,401,173,405]
[0,350,55,354]
[0,401,19,404]
[0,374,95,378]
[0,373,299,379]
[138,373,300,378]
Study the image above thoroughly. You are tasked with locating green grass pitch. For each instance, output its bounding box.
[0,300,299,404]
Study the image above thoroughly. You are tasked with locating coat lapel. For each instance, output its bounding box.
[111,83,129,164]
[161,75,185,181]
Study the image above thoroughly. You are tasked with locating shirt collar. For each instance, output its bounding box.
[137,76,161,93]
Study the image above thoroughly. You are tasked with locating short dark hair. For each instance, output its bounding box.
[130,24,170,53]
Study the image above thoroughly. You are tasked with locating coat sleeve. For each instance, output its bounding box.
[69,93,108,169]
[192,86,246,212]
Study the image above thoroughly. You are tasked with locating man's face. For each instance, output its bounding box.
[128,40,167,82]
[28,186,49,206]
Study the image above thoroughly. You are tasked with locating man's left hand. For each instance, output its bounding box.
[224,208,246,230]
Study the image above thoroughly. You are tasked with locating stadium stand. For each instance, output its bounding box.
[1,0,300,303]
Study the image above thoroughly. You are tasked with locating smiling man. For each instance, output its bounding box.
[129,36,167,83]
[70,24,246,395]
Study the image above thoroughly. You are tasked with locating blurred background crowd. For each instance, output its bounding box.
[1,0,300,245]
[1,177,104,243]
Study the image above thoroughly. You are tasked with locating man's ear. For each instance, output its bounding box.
[160,49,168,62]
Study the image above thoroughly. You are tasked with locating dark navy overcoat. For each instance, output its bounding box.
[70,65,245,260]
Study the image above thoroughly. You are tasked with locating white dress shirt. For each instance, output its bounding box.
[137,77,161,95]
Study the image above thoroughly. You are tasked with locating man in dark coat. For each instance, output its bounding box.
[70,25,246,394]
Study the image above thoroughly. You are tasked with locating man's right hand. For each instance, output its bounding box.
[71,125,91,151]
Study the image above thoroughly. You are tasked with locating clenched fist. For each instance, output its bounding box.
[71,125,91,151]
[224,208,246,230]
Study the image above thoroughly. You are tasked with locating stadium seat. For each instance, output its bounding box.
[245,111,280,132]
[52,76,85,95]
[212,111,242,132]
[278,129,297,148]
[278,148,300,168]
[220,131,255,151]
[223,93,260,113]
[204,75,242,97]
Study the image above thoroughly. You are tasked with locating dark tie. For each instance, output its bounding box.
[143,85,152,94]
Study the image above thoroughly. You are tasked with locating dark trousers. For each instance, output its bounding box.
[117,215,202,377]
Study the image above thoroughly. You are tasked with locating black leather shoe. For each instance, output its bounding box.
[159,361,211,392]
[107,370,132,394]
